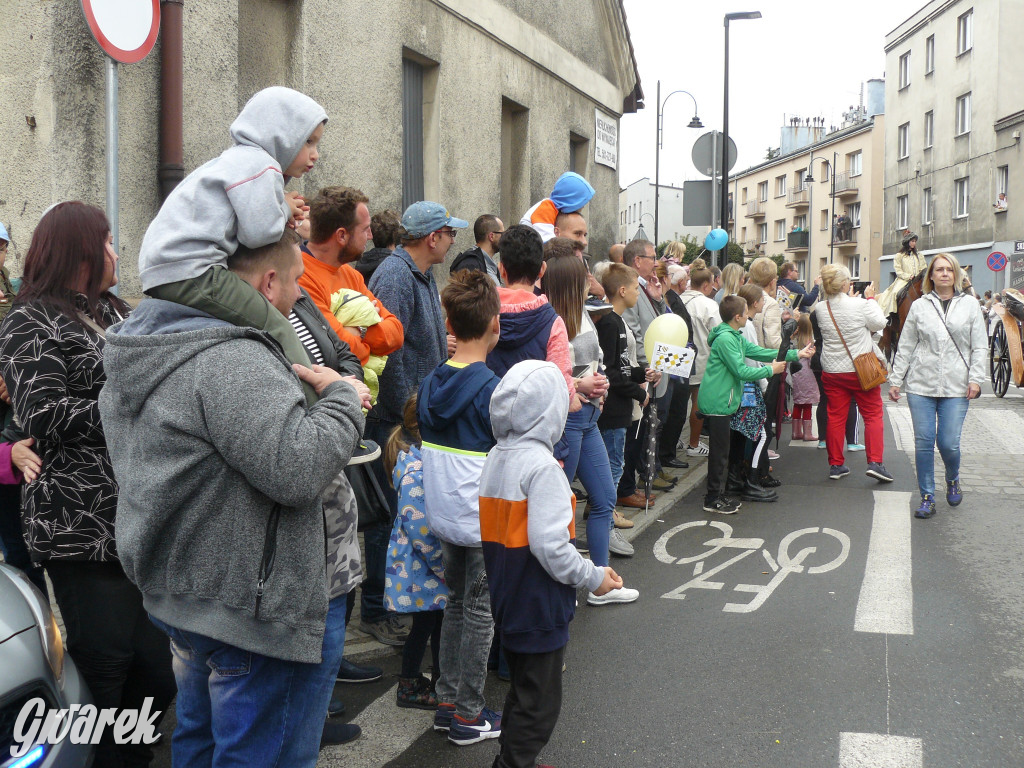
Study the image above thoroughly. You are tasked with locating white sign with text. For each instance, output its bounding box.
[595,110,618,169]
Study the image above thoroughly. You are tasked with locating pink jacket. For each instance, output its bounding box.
[0,442,22,485]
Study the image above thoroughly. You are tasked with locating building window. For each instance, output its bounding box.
[822,161,831,182]
[925,35,935,73]
[924,111,934,148]
[759,223,768,243]
[845,254,860,279]
[775,175,787,198]
[898,51,911,89]
[957,9,973,56]
[796,260,806,280]
[820,209,830,230]
[954,177,969,218]
[794,214,807,230]
[848,151,863,177]
[923,187,933,224]
[775,219,786,241]
[402,58,426,210]
[997,165,1009,196]
[500,96,529,229]
[569,133,589,176]
[758,181,768,202]
[898,123,910,159]
[897,195,908,229]
[797,169,807,190]
[741,187,748,204]
[848,202,861,228]
[955,92,971,135]
[741,226,747,242]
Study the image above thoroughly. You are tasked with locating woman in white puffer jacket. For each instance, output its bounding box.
[888,253,986,519]
[814,264,892,483]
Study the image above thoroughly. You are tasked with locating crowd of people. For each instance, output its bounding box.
[0,85,990,768]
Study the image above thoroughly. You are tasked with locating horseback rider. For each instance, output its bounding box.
[877,232,928,317]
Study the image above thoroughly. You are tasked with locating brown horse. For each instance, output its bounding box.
[879,269,926,364]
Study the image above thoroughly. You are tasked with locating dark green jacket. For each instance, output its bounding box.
[697,323,798,416]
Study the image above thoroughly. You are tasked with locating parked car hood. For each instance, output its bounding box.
[0,567,37,644]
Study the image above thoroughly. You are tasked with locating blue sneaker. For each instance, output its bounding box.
[433,703,455,732]
[336,657,383,683]
[817,440,826,449]
[847,443,866,452]
[866,463,894,483]
[448,707,502,745]
[915,494,936,519]
[829,465,851,480]
[946,479,963,507]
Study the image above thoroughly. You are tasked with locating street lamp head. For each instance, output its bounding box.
[725,11,762,22]
[688,115,704,128]
[804,170,815,183]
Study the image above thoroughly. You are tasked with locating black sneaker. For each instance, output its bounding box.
[865,463,894,483]
[703,497,740,515]
[336,657,383,683]
[347,439,381,466]
[321,722,361,748]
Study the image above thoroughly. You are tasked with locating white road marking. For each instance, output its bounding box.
[854,491,914,635]
[839,732,923,767]
[886,405,1024,456]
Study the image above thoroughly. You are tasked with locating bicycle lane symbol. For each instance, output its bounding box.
[653,520,851,613]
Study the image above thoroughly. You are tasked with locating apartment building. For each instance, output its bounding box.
[730,89,886,287]
[618,177,708,245]
[883,0,1024,294]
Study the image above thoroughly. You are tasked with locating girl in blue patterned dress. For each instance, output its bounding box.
[384,394,449,709]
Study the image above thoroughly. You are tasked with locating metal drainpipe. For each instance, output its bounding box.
[159,0,185,202]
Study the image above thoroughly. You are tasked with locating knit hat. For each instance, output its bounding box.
[901,232,918,248]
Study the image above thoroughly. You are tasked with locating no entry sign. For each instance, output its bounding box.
[81,0,160,63]
[988,252,1007,272]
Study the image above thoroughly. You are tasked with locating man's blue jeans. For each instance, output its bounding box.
[906,393,970,498]
[556,402,614,567]
[150,593,347,768]
[601,427,626,492]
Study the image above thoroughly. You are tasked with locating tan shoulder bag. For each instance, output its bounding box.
[826,301,888,391]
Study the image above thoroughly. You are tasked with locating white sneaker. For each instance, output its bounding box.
[608,529,634,557]
[686,442,710,457]
[767,449,780,460]
[587,586,640,605]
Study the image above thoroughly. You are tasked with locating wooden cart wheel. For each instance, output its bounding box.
[991,321,1010,398]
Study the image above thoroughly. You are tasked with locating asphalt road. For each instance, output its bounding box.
[148,386,1024,768]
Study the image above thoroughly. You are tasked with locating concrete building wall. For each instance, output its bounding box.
[617,178,708,247]
[882,0,1024,294]
[0,0,638,299]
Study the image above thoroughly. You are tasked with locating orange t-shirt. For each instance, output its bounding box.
[298,250,404,365]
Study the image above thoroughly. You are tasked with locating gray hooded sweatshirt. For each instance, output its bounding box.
[98,299,363,664]
[138,87,328,292]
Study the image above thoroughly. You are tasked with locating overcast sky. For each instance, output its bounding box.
[617,0,928,189]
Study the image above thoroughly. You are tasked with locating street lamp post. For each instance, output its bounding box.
[654,80,703,248]
[805,152,838,266]
[720,11,762,268]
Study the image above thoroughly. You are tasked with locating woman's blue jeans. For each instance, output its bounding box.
[906,393,970,498]
[556,402,615,568]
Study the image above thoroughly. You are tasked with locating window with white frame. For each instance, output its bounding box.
[758,223,768,243]
[898,52,911,89]
[845,254,860,278]
[797,169,807,190]
[775,175,787,198]
[775,219,786,241]
[897,194,908,229]
[997,165,1009,196]
[848,202,861,228]
[955,93,971,135]
[849,151,863,177]
[954,177,969,218]
[957,9,973,55]
[758,181,768,202]
[924,111,934,148]
[796,260,806,280]
[898,123,910,159]
[741,187,748,204]
[820,209,829,230]
[925,35,935,73]
[922,187,933,224]
[794,214,807,230]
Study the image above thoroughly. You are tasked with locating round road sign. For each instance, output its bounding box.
[987,251,1007,272]
[81,0,160,64]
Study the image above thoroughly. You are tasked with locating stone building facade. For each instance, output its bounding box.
[0,0,641,298]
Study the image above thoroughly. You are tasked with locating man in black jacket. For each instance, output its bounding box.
[449,214,503,284]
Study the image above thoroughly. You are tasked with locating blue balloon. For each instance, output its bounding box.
[705,228,729,251]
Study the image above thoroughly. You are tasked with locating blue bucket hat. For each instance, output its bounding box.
[401,201,469,239]
[0,222,8,243]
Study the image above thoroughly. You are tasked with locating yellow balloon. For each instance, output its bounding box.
[644,313,689,362]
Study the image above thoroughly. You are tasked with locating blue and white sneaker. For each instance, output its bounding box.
[829,465,851,480]
[847,443,866,452]
[865,463,894,483]
[946,479,963,507]
[448,707,502,745]
[433,703,455,732]
[915,494,936,519]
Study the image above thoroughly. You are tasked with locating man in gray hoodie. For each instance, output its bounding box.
[99,231,368,768]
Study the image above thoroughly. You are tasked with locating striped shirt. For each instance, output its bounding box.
[288,311,324,366]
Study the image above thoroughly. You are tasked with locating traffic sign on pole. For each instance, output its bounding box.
[81,0,160,64]
[987,251,1007,272]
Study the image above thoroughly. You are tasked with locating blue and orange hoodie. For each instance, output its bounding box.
[418,360,499,547]
[479,361,605,654]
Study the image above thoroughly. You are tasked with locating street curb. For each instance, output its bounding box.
[618,458,708,544]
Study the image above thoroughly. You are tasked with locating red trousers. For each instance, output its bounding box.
[821,371,884,465]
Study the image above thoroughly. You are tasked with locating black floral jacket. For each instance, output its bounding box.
[0,295,127,562]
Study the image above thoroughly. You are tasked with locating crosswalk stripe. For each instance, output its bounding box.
[854,491,914,635]
[839,732,923,767]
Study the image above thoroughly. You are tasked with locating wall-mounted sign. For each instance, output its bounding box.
[595,110,618,170]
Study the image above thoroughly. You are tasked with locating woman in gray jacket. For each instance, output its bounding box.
[889,253,986,519]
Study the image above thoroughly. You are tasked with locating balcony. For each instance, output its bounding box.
[746,200,766,218]
[785,231,809,252]
[742,238,762,255]
[786,187,809,209]
[829,228,858,248]
[832,172,859,198]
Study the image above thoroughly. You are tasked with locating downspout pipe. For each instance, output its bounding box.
[159,0,184,202]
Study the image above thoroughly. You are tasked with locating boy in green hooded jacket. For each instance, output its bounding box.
[697,295,813,514]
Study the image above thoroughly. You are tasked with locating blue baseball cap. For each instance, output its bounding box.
[0,222,8,243]
[401,201,468,239]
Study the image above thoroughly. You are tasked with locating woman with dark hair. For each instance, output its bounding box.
[0,201,174,767]
[877,232,927,317]
[541,248,639,604]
